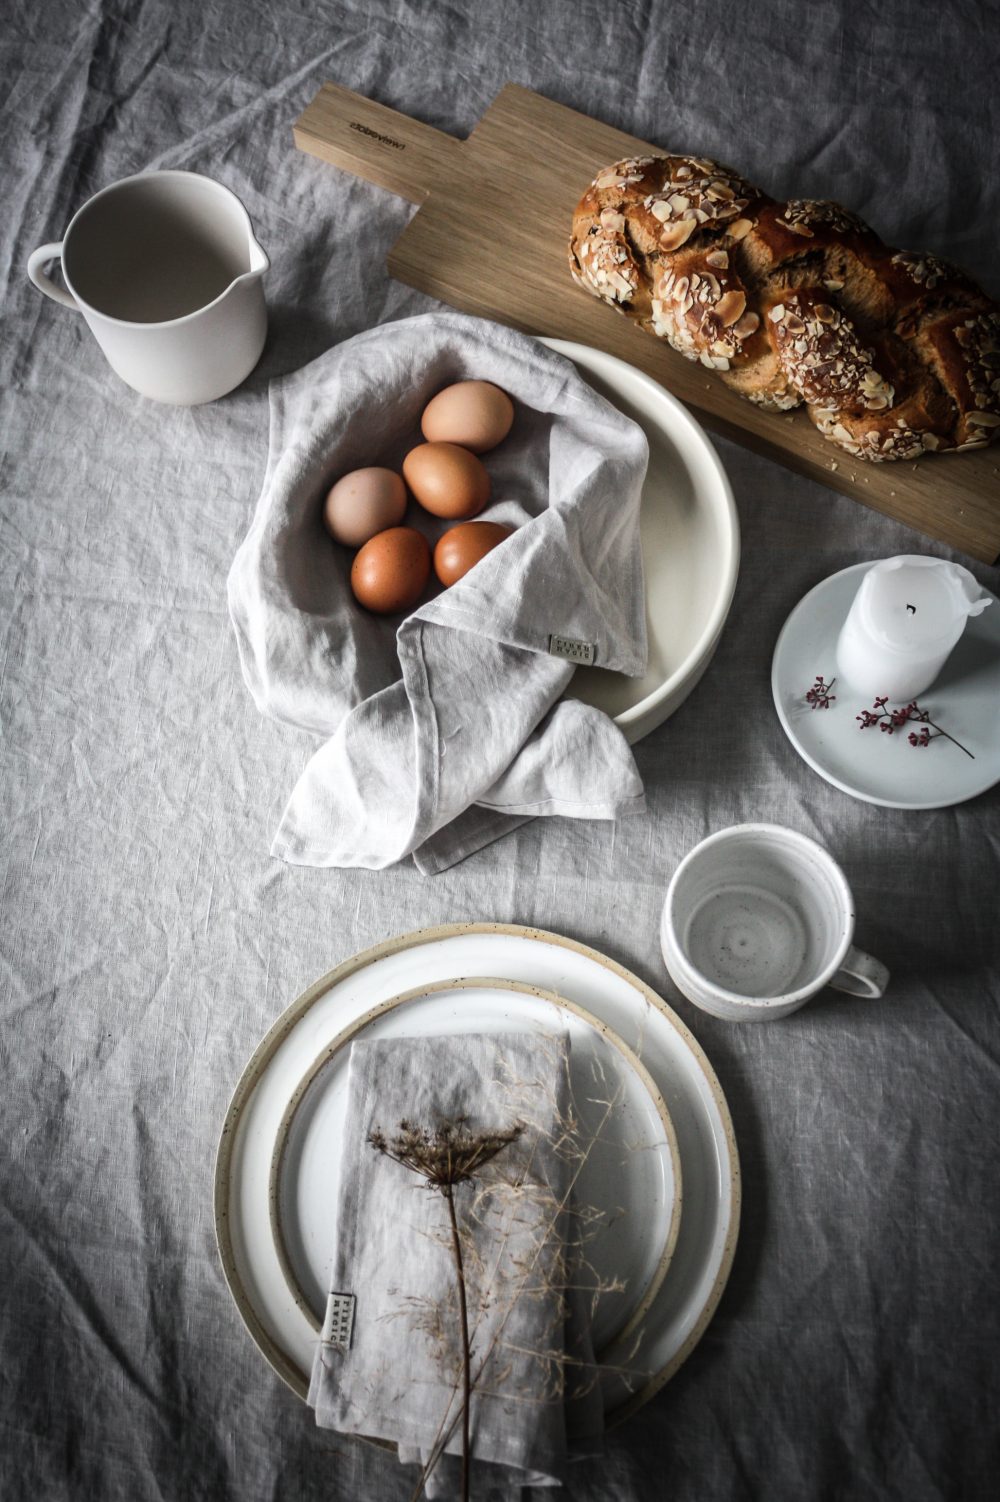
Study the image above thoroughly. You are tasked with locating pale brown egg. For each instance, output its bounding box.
[434,522,512,587]
[350,526,431,614]
[420,381,515,453]
[323,467,407,548]
[402,443,490,520]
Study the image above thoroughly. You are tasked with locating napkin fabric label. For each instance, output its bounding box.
[548,634,597,666]
[321,1292,356,1351]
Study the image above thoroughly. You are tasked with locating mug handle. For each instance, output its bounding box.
[829,945,889,999]
[26,242,80,310]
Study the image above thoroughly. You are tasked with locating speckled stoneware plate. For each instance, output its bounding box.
[541,338,740,745]
[772,562,1000,809]
[214,924,740,1426]
[268,977,682,1362]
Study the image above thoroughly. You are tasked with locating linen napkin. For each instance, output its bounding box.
[227,311,650,871]
[307,1031,603,1494]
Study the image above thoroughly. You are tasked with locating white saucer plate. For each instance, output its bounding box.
[269,977,682,1360]
[215,924,740,1425]
[541,338,740,745]
[772,562,1000,810]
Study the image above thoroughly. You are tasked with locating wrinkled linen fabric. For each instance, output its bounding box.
[3,2,1000,1501]
[307,1032,602,1494]
[227,312,649,871]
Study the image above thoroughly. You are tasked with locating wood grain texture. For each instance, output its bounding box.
[294,82,1000,563]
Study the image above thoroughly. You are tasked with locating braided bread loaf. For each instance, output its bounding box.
[569,155,1000,462]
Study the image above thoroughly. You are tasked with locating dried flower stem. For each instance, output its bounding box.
[856,696,975,758]
[370,1119,522,1502]
[805,676,974,758]
[805,674,836,709]
[443,1184,471,1502]
[404,1050,635,1497]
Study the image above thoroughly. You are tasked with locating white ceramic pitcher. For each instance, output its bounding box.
[27,170,269,405]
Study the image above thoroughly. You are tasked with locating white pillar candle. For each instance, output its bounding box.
[835,555,992,703]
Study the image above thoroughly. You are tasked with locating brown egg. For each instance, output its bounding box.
[402,442,490,520]
[323,467,407,547]
[350,526,431,614]
[420,381,515,453]
[434,522,512,587]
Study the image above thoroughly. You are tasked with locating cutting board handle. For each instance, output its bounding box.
[294,82,463,204]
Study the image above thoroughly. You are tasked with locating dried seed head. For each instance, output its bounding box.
[369,1118,524,1190]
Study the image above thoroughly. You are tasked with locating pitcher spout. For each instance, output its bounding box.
[248,236,269,276]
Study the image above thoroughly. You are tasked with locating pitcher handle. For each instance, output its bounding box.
[27,243,80,310]
[829,945,889,1000]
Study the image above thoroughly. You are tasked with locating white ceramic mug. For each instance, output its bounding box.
[26,170,268,405]
[659,824,889,1021]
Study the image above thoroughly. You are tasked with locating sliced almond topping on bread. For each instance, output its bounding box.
[716,290,748,327]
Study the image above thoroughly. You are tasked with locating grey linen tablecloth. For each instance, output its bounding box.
[2,2,999,1500]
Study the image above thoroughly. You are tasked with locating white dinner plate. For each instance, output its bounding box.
[215,924,740,1424]
[269,977,682,1360]
[772,563,1000,809]
[541,338,740,744]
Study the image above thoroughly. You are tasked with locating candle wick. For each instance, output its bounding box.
[905,603,916,614]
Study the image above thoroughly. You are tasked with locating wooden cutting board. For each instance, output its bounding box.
[294,82,1000,565]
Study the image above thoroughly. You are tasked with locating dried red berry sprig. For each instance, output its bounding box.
[855,697,974,758]
[803,677,974,759]
[805,675,836,709]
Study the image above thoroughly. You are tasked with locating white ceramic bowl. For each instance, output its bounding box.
[542,338,739,744]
